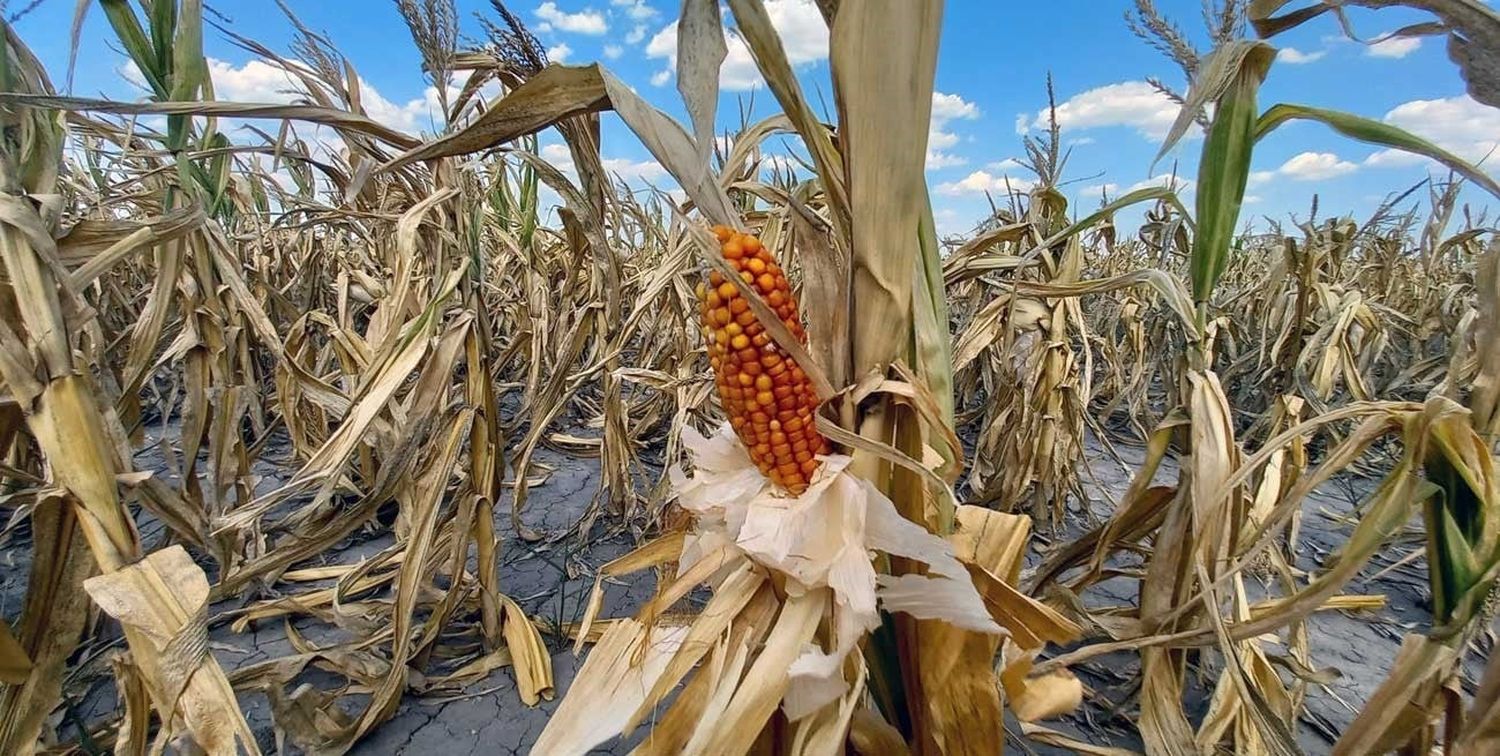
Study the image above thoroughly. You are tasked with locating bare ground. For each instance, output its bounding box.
[0,423,1493,754]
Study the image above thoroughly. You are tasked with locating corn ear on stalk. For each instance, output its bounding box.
[697,226,828,493]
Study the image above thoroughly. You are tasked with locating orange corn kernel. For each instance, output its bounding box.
[697,225,828,493]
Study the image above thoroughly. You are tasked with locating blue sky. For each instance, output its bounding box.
[18,0,1500,236]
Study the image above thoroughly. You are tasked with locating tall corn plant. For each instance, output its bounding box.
[1256,5,1500,751]
[1226,7,1500,752]
[382,1,1084,752]
[0,1,573,748]
[0,21,255,754]
[87,0,267,578]
[955,106,1092,529]
[1024,3,1500,752]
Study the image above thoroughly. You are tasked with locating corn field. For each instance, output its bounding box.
[0,0,1496,754]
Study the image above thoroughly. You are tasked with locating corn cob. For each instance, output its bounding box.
[697,225,829,493]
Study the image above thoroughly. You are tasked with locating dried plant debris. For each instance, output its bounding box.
[0,0,1495,754]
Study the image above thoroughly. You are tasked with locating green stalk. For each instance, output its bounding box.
[1189,47,1267,356]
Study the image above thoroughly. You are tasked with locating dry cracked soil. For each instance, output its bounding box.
[0,422,1492,754]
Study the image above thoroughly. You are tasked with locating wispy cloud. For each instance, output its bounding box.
[1082,182,1118,198]
[928,91,980,170]
[1365,94,1500,167]
[645,0,825,90]
[1127,174,1193,193]
[1277,47,1325,64]
[1036,80,1180,139]
[610,0,657,20]
[936,170,1034,196]
[536,2,609,35]
[1367,35,1420,58]
[1250,151,1358,184]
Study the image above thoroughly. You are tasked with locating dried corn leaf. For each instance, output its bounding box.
[533,619,689,756]
[82,546,258,754]
[0,619,28,684]
[1333,634,1458,755]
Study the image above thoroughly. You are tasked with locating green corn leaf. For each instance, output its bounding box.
[912,183,955,534]
[98,0,168,97]
[166,0,206,153]
[1190,44,1273,308]
[1066,186,1193,242]
[1427,495,1479,623]
[204,131,232,215]
[520,135,539,247]
[149,0,177,77]
[1255,103,1500,200]
[1154,40,1274,169]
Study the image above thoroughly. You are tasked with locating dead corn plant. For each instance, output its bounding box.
[0,0,1496,754]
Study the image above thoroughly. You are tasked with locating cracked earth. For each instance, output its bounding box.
[0,423,1492,754]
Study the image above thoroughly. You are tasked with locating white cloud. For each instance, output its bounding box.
[645,0,826,91]
[926,143,964,168]
[1278,47,1325,64]
[611,0,657,20]
[1363,148,1430,168]
[1127,174,1193,193]
[205,58,303,103]
[538,142,664,187]
[1373,95,1500,166]
[932,91,980,121]
[200,57,449,141]
[1040,80,1180,139]
[934,207,970,236]
[541,142,576,175]
[715,136,804,176]
[601,156,667,182]
[1279,151,1359,180]
[936,169,1035,196]
[1082,182,1118,198]
[626,24,648,44]
[650,68,672,87]
[760,153,802,175]
[120,60,150,90]
[1251,151,1358,183]
[1368,35,1420,58]
[746,0,827,63]
[1244,195,1262,203]
[536,2,609,35]
[926,152,968,169]
[928,129,960,151]
[548,43,574,62]
[986,158,1022,171]
[927,91,979,170]
[1014,113,1030,136]
[603,44,624,59]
